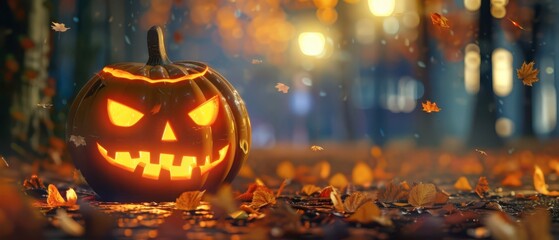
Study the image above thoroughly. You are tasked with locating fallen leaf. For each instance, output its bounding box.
[517,61,539,86]
[329,173,349,190]
[343,192,372,213]
[55,208,84,237]
[175,190,205,211]
[422,100,441,113]
[300,184,322,196]
[475,177,490,198]
[378,180,409,203]
[502,173,522,187]
[47,184,77,207]
[434,191,449,205]
[275,83,289,93]
[228,210,249,220]
[23,175,45,189]
[69,135,86,147]
[250,189,276,209]
[330,190,344,213]
[310,145,324,151]
[408,183,436,207]
[430,13,450,28]
[319,185,336,198]
[533,165,559,196]
[352,161,374,187]
[51,22,70,32]
[454,176,473,191]
[346,201,380,223]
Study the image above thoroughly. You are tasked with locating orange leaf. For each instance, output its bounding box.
[176,191,205,210]
[422,100,441,113]
[250,189,276,209]
[501,173,522,187]
[430,13,450,28]
[47,184,77,207]
[454,176,473,191]
[408,183,436,207]
[533,165,559,196]
[300,184,322,196]
[347,201,383,224]
[475,177,490,198]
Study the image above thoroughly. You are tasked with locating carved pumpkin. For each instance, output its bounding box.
[67,26,251,202]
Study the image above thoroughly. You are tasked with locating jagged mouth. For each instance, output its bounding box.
[96,142,229,180]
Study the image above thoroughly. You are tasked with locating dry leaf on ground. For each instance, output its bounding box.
[175,191,205,211]
[250,189,276,209]
[408,183,436,207]
[47,184,77,207]
[300,184,322,196]
[378,181,409,203]
[533,165,559,196]
[347,201,379,223]
[343,192,372,213]
[454,176,473,191]
[475,177,490,198]
[330,190,345,213]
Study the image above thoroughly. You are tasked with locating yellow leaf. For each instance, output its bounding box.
[250,189,276,209]
[310,145,324,151]
[352,161,374,186]
[330,190,345,213]
[47,184,77,207]
[329,173,348,190]
[300,184,322,196]
[454,176,473,191]
[533,165,559,196]
[347,201,381,224]
[276,161,295,179]
[343,192,372,213]
[408,183,436,207]
[475,177,490,198]
[176,191,205,211]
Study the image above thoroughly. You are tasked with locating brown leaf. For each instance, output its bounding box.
[533,165,559,196]
[378,180,409,203]
[343,192,372,213]
[300,184,322,196]
[250,189,276,209]
[175,190,205,211]
[434,191,449,205]
[23,175,45,190]
[408,183,436,207]
[517,61,539,86]
[453,176,472,191]
[347,201,381,223]
[475,177,490,198]
[431,13,450,28]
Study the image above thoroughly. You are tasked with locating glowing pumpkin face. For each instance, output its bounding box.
[67,26,251,202]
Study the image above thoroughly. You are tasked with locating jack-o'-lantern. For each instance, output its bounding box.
[67,26,251,202]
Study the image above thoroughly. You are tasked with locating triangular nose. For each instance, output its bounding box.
[161,121,177,141]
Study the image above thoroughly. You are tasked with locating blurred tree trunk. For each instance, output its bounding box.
[467,0,502,148]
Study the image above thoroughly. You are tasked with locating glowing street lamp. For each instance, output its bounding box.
[368,0,395,17]
[298,32,326,57]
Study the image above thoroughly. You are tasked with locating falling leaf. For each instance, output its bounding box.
[347,201,380,223]
[330,190,344,213]
[300,184,322,196]
[251,59,263,64]
[454,176,473,191]
[430,13,450,29]
[408,183,436,207]
[475,177,490,198]
[517,61,539,86]
[275,83,289,93]
[276,161,295,179]
[507,18,525,30]
[533,165,559,196]
[250,189,276,209]
[310,145,324,151]
[422,100,441,113]
[36,103,53,109]
[475,149,487,156]
[378,180,409,203]
[175,190,205,211]
[47,184,77,207]
[343,192,372,213]
[69,135,86,147]
[55,209,84,237]
[51,22,70,32]
[352,161,374,187]
[329,173,349,190]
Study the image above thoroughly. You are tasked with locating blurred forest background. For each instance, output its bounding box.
[1,0,559,161]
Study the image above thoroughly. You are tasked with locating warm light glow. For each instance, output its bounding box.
[464,44,480,94]
[96,142,229,180]
[101,66,209,84]
[535,57,557,135]
[298,32,326,57]
[492,48,513,97]
[188,96,219,126]
[107,99,144,127]
[464,0,481,11]
[368,0,395,16]
[161,121,178,141]
[383,17,400,35]
[495,117,514,137]
[65,188,78,204]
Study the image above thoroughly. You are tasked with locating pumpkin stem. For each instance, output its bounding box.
[146,26,172,66]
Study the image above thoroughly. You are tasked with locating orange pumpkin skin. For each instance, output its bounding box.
[67,26,250,202]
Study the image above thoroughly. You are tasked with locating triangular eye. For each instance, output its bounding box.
[188,96,219,126]
[107,99,144,127]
